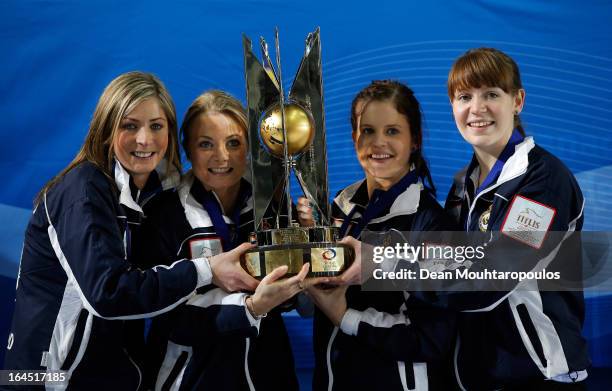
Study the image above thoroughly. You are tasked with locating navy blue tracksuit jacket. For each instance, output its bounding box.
[4,161,212,391]
[313,172,458,391]
[133,171,298,391]
[442,135,590,389]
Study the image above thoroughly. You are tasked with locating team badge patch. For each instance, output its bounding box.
[479,204,493,232]
[311,247,344,272]
[501,195,556,249]
[189,237,222,258]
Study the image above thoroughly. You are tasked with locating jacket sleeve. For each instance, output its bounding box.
[166,289,261,346]
[339,294,456,362]
[45,176,213,319]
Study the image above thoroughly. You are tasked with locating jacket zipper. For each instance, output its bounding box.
[245,338,255,391]
[123,348,142,391]
[326,327,339,391]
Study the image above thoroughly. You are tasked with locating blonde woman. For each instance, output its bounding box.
[138,90,305,391]
[4,73,256,390]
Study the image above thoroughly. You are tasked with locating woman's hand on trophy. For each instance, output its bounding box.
[305,283,349,327]
[247,263,310,317]
[209,242,259,292]
[297,196,316,227]
[326,236,374,286]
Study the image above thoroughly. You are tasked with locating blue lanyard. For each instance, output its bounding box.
[474,129,524,196]
[463,129,524,231]
[192,180,251,251]
[338,206,360,238]
[340,171,419,239]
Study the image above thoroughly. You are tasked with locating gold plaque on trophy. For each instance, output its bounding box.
[241,28,353,278]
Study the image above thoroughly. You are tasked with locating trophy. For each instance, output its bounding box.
[241,28,353,278]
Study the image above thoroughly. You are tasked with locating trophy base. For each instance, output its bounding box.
[242,227,353,279]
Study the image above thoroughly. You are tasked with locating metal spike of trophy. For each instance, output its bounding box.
[241,28,353,279]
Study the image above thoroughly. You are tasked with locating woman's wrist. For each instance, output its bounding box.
[246,295,267,319]
[332,306,347,327]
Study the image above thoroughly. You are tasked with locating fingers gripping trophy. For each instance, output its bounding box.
[241,28,353,279]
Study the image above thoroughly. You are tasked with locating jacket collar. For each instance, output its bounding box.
[497,136,534,185]
[334,179,367,217]
[114,160,142,213]
[463,136,536,230]
[114,158,180,214]
[464,135,535,196]
[154,158,181,192]
[334,172,423,220]
[371,181,422,223]
[178,170,254,229]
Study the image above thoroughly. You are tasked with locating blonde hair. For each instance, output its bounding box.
[180,90,248,159]
[36,71,181,205]
[447,48,525,136]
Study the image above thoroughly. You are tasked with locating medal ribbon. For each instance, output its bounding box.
[475,129,524,195]
[463,129,524,231]
[191,179,252,251]
[340,171,419,239]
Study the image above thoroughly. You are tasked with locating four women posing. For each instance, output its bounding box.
[4,47,589,390]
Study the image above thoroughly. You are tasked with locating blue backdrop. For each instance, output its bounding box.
[2,0,611,382]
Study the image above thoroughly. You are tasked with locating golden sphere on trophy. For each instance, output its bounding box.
[259,103,315,157]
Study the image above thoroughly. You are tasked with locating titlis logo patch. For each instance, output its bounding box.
[515,207,543,229]
[501,195,556,249]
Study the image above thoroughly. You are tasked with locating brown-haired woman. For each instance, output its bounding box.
[444,48,589,389]
[303,80,457,391]
[137,90,306,390]
[3,72,256,390]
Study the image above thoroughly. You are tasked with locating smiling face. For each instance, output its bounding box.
[353,99,413,194]
[187,112,247,194]
[451,86,524,156]
[113,98,169,188]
